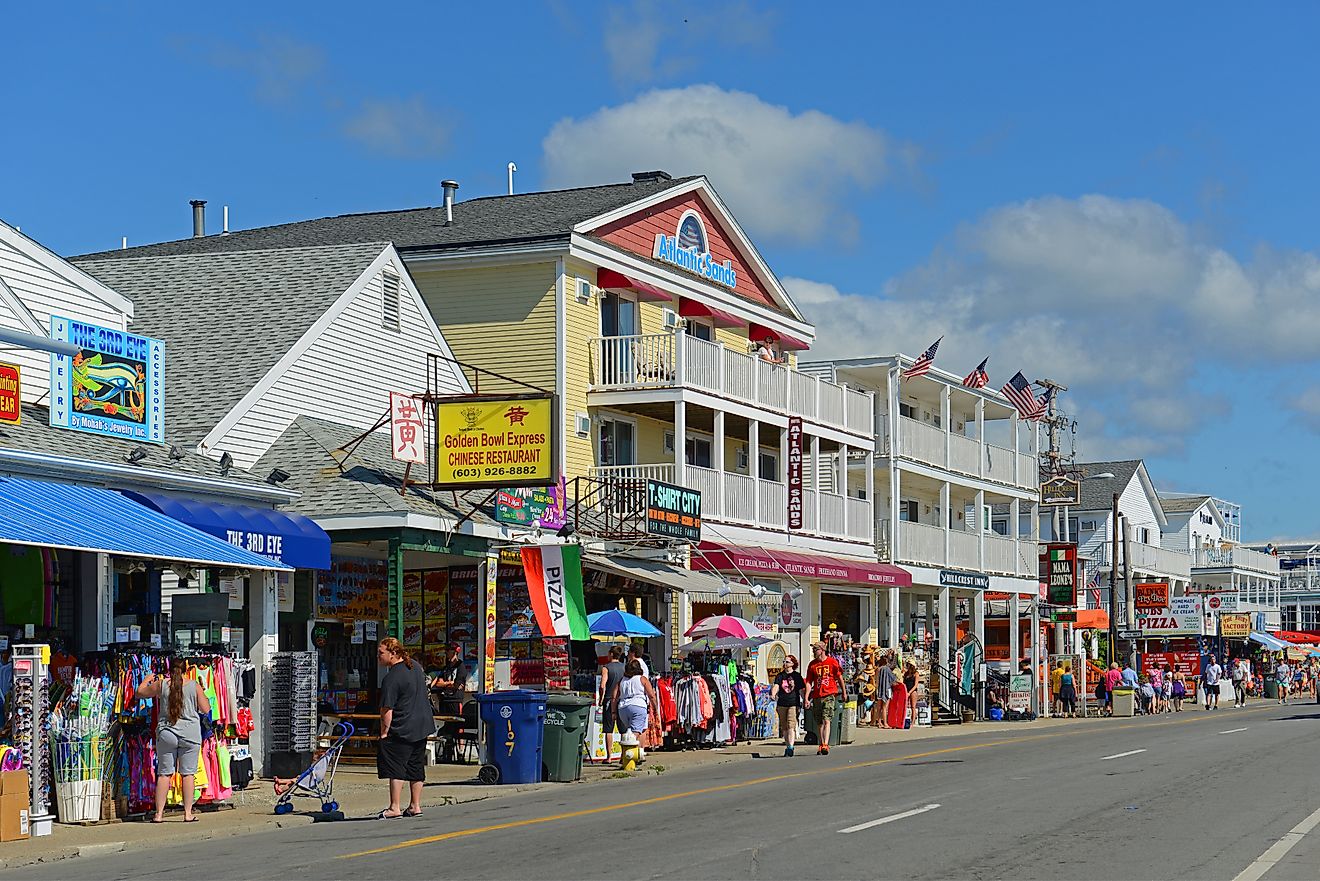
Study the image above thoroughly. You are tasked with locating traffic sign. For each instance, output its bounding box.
[1118,629,1143,640]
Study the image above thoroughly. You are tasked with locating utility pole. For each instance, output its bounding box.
[1109,492,1120,664]
[1123,517,1136,668]
[1037,378,1070,541]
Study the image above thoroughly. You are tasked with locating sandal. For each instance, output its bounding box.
[377,809,403,819]
[403,808,423,818]
[149,817,165,824]
[184,817,199,823]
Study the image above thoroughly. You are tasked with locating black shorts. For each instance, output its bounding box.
[377,735,428,782]
[602,706,618,731]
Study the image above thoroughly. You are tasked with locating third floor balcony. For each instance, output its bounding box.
[878,415,1038,492]
[589,332,873,439]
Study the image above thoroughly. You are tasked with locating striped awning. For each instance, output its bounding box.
[0,474,289,570]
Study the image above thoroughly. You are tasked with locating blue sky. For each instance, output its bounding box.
[4,3,1319,539]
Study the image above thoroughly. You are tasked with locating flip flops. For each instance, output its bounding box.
[377,809,403,819]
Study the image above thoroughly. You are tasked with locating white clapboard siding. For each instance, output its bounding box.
[0,233,131,403]
[211,249,467,469]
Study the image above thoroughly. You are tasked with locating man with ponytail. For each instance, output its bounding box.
[137,657,211,823]
[376,637,436,818]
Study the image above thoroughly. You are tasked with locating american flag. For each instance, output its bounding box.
[962,357,990,389]
[902,337,942,379]
[1001,371,1045,419]
[1035,385,1055,421]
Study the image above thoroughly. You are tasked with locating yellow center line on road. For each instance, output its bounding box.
[340,703,1280,859]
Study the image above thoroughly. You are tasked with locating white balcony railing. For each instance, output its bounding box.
[1193,546,1281,575]
[885,417,1037,491]
[984,534,1017,575]
[588,463,871,545]
[590,332,872,436]
[984,443,1016,485]
[897,520,947,567]
[949,433,979,477]
[898,416,947,467]
[949,529,979,569]
[1092,542,1191,579]
[1016,452,1037,488]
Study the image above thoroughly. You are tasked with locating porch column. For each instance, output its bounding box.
[973,590,986,718]
[940,481,951,564]
[888,586,901,647]
[976,398,986,478]
[247,569,280,777]
[749,418,760,521]
[1011,497,1022,577]
[938,583,953,676]
[1009,592,1021,670]
[975,489,985,570]
[1030,598,1042,715]
[942,385,952,468]
[96,553,113,650]
[674,400,687,474]
[718,412,728,475]
[864,445,875,546]
[838,442,849,536]
[811,434,822,533]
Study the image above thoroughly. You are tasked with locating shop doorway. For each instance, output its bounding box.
[820,591,863,640]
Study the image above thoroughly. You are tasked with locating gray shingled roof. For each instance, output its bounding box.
[254,415,497,526]
[74,175,700,261]
[73,243,387,443]
[1157,495,1211,514]
[0,403,269,489]
[1075,460,1143,511]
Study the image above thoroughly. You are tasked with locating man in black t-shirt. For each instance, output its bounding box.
[770,655,806,757]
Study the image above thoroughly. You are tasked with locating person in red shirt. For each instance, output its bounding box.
[805,641,847,755]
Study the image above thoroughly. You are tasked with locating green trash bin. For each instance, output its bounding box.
[804,698,843,746]
[542,693,593,782]
[1264,678,1278,700]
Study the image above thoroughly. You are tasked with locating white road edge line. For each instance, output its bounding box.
[1100,749,1147,761]
[1219,727,1250,734]
[840,804,942,834]
[1232,804,1320,881]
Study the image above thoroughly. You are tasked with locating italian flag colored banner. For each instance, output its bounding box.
[522,544,589,640]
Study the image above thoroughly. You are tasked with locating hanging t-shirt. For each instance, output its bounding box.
[807,657,843,698]
[773,671,805,708]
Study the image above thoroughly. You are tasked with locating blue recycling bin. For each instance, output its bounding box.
[476,690,547,785]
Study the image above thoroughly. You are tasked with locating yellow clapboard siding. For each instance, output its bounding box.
[411,262,557,396]
[563,257,599,481]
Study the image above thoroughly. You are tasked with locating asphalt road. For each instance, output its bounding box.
[12,701,1320,881]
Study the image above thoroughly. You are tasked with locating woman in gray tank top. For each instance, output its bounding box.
[137,658,211,823]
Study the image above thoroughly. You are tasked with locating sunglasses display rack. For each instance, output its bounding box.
[12,644,55,837]
[270,651,317,754]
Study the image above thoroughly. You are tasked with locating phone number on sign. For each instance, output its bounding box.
[448,465,544,479]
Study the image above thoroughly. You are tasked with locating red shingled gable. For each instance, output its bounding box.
[589,191,779,311]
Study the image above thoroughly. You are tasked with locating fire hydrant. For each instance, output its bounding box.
[619,732,641,771]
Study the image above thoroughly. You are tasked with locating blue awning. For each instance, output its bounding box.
[1249,631,1288,651]
[123,491,330,570]
[0,475,288,570]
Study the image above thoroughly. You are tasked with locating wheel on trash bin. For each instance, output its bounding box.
[322,801,338,813]
[274,802,293,815]
[477,764,500,785]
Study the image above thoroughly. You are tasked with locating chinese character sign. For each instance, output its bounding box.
[787,416,804,530]
[390,392,426,464]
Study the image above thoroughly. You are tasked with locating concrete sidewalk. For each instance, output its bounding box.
[0,712,1088,870]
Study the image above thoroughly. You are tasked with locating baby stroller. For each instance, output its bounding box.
[273,721,353,815]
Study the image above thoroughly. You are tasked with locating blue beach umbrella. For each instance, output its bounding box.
[587,609,662,638]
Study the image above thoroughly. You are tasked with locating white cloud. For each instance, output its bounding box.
[184,34,326,104]
[543,85,912,244]
[342,97,449,159]
[789,193,1320,461]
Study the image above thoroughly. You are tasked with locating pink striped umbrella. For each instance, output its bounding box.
[684,614,763,640]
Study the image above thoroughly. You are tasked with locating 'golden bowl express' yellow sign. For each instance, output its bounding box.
[435,395,557,488]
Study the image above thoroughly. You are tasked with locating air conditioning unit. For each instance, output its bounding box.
[663,431,675,454]
[663,308,679,329]
[576,278,592,304]
[736,446,749,471]
[1081,520,1097,531]
[574,412,591,437]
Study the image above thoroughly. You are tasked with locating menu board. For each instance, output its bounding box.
[497,565,540,640]
[402,571,424,647]
[317,556,388,621]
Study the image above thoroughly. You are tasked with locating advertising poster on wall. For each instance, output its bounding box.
[49,316,164,443]
[316,556,388,621]
[495,476,566,530]
[1138,596,1203,636]
[0,362,19,425]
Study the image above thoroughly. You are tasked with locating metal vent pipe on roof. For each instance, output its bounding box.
[441,180,459,225]
[190,200,206,237]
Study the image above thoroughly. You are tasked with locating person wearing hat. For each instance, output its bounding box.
[805,641,847,754]
[430,643,468,760]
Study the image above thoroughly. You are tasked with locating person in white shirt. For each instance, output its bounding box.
[1202,655,1223,711]
[1276,659,1292,705]
[627,644,650,679]
[1230,658,1249,707]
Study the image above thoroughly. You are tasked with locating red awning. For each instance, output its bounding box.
[1273,630,1320,645]
[598,268,671,302]
[748,322,810,352]
[679,298,743,328]
[693,542,911,587]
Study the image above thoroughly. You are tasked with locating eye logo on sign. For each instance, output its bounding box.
[652,210,737,289]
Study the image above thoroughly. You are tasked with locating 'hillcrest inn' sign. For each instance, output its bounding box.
[652,211,737,289]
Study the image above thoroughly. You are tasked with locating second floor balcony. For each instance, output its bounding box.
[590,462,873,546]
[590,332,873,438]
[878,519,1037,578]
[878,415,1037,492]
[1089,541,1192,582]
[1192,546,1281,577]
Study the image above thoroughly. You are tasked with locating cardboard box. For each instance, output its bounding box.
[0,794,29,842]
[0,771,27,798]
